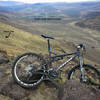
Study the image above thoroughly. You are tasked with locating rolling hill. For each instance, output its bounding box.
[0,1,100,19]
[76,11,100,30]
[0,1,100,27]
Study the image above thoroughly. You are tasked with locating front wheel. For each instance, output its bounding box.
[68,64,100,87]
[12,53,46,88]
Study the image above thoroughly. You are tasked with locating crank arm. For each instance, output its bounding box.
[32,71,48,76]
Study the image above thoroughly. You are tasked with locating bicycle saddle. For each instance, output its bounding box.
[41,34,54,39]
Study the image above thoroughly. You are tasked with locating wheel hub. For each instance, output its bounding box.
[25,65,33,73]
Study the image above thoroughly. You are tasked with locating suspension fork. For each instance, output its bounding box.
[79,56,86,82]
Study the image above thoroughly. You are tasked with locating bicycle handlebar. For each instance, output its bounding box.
[77,43,86,52]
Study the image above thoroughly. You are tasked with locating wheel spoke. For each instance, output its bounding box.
[68,64,100,87]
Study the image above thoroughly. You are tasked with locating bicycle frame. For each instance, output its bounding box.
[48,52,78,71]
[55,53,77,72]
[46,39,85,81]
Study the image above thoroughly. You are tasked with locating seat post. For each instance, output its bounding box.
[47,39,52,68]
[47,39,51,57]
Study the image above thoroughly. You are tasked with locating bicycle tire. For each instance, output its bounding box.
[68,64,100,87]
[12,52,46,88]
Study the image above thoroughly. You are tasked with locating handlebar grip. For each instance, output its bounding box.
[77,43,86,50]
[79,44,83,48]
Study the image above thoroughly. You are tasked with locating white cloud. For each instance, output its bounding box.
[0,0,99,3]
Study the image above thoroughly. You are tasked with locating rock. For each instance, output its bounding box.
[0,79,29,100]
[0,63,30,100]
[0,50,9,64]
[0,63,58,100]
[0,76,58,100]
[0,50,7,55]
[0,57,9,64]
[58,80,100,100]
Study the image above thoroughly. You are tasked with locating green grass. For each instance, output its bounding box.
[0,20,100,67]
[0,21,47,56]
[0,21,69,57]
[0,18,100,100]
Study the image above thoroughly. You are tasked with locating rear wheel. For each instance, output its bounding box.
[68,64,100,87]
[12,53,46,88]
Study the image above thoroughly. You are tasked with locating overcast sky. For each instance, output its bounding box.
[0,0,99,3]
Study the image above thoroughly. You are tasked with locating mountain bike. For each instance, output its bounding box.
[12,34,100,88]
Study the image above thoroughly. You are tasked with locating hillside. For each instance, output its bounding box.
[0,22,100,100]
[0,21,70,57]
[0,2,100,65]
[0,1,100,100]
[0,2,100,31]
[76,11,100,31]
[0,2,100,21]
[0,21,46,56]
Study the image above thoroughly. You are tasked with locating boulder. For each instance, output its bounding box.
[58,80,100,100]
[0,50,9,64]
[0,57,9,64]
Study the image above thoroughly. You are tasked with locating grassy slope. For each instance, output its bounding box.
[0,21,100,100]
[0,2,100,100]
[1,19,100,66]
[0,21,70,57]
[12,21,100,66]
[0,21,47,56]
[0,21,66,100]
